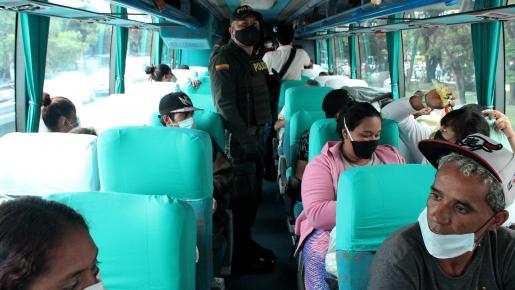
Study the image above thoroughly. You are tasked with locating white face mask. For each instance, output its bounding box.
[178,117,194,129]
[418,207,476,259]
[83,281,105,290]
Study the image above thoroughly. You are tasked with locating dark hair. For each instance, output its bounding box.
[319,71,329,76]
[336,102,381,138]
[322,89,354,118]
[276,24,294,45]
[0,197,88,289]
[145,64,172,82]
[305,80,319,86]
[460,103,484,114]
[179,64,190,70]
[69,127,97,136]
[440,108,489,140]
[41,95,76,132]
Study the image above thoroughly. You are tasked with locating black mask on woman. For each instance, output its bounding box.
[235,25,260,46]
[351,140,379,159]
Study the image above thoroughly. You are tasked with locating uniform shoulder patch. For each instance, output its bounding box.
[215,64,230,71]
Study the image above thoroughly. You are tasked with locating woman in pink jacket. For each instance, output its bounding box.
[295,102,405,290]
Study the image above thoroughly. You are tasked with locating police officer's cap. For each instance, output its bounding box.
[230,5,262,22]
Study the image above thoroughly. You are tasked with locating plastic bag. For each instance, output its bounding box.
[325,227,338,277]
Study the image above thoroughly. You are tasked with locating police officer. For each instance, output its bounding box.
[209,5,276,274]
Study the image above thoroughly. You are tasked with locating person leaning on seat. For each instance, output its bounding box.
[208,5,277,274]
[0,197,104,290]
[368,133,515,290]
[158,92,234,275]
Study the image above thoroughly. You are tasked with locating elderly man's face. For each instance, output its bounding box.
[426,162,495,237]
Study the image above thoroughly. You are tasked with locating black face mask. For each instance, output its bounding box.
[235,25,260,46]
[351,140,379,159]
[433,130,447,141]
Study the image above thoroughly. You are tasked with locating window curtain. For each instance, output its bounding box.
[152,32,163,65]
[20,14,49,132]
[387,15,401,100]
[472,0,503,108]
[349,24,358,79]
[315,40,320,65]
[115,7,128,94]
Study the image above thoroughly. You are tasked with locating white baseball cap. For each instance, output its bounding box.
[419,133,515,207]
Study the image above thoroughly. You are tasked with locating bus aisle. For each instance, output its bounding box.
[227,180,297,290]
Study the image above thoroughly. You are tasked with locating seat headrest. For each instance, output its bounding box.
[314,75,350,86]
[47,191,196,289]
[325,78,368,89]
[336,164,435,252]
[284,86,332,120]
[0,133,99,195]
[97,127,213,199]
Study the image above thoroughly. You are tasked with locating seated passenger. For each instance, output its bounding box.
[70,127,97,136]
[381,90,490,163]
[177,64,202,88]
[158,92,233,274]
[145,64,201,89]
[0,197,103,290]
[41,93,79,133]
[295,102,405,290]
[369,133,515,289]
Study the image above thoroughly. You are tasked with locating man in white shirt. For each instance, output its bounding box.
[262,24,312,80]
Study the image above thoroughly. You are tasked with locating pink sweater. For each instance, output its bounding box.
[295,141,405,254]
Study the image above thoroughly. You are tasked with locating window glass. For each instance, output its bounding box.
[125,28,153,89]
[402,25,476,106]
[335,37,350,76]
[359,33,390,89]
[319,39,329,71]
[403,0,475,19]
[44,18,112,130]
[504,21,515,126]
[161,44,174,68]
[0,11,16,137]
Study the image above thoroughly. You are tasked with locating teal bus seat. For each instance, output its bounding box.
[301,75,310,81]
[148,110,225,149]
[180,76,215,112]
[284,86,332,120]
[97,127,213,290]
[286,110,325,172]
[336,164,435,290]
[278,80,306,113]
[308,118,340,162]
[307,118,399,162]
[47,191,197,290]
[379,118,399,148]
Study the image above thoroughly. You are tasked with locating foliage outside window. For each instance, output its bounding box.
[335,37,350,77]
[359,33,390,89]
[0,11,16,137]
[402,24,476,106]
[43,18,112,130]
[125,28,153,89]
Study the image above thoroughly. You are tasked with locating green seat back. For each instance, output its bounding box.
[335,164,435,289]
[47,191,197,290]
[286,111,325,168]
[148,111,225,149]
[97,127,213,290]
[308,118,340,161]
[278,80,305,112]
[284,86,332,120]
[180,76,215,112]
[379,118,399,148]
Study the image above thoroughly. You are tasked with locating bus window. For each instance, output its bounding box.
[359,33,389,89]
[0,11,16,137]
[335,37,350,77]
[125,28,153,89]
[319,39,329,71]
[504,20,515,128]
[403,25,476,106]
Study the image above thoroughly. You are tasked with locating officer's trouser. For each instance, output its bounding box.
[230,126,264,256]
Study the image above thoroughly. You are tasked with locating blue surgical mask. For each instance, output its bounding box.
[83,281,105,290]
[418,207,493,259]
[178,117,194,129]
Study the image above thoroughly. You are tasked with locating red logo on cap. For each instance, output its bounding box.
[459,135,503,153]
[509,173,515,191]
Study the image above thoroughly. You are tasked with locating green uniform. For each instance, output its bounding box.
[209,40,272,253]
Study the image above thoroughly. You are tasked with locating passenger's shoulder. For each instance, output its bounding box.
[493,227,515,251]
[376,144,405,163]
[377,223,424,261]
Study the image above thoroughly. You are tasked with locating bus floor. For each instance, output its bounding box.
[226,180,298,290]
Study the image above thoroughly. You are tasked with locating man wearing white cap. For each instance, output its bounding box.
[369,133,515,289]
